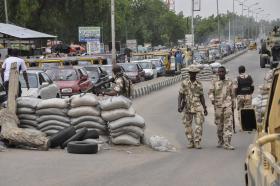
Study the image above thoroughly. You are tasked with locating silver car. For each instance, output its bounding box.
[19,69,61,99]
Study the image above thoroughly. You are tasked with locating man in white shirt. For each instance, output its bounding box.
[1,51,29,97]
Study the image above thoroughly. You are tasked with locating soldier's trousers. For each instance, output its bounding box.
[215,106,233,144]
[237,95,252,121]
[182,112,204,143]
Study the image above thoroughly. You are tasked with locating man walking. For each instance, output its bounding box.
[178,65,208,149]
[209,66,235,150]
[234,65,254,121]
[1,50,29,97]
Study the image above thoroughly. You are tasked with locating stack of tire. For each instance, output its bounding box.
[100,96,145,146]
[68,94,107,135]
[36,98,71,136]
[17,97,41,129]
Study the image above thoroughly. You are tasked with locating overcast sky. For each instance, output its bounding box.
[175,0,280,21]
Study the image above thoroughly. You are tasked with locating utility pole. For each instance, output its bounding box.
[111,0,116,64]
[191,0,194,46]
[4,0,8,23]
[217,0,220,41]
[229,20,231,41]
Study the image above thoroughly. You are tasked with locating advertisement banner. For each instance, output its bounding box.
[87,41,100,54]
[79,27,100,42]
[126,39,137,50]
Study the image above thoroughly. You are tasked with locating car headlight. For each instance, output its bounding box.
[61,88,72,93]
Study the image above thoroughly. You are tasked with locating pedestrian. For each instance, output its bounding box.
[234,65,254,121]
[102,64,132,98]
[178,65,208,149]
[185,48,193,66]
[208,66,235,150]
[1,50,30,97]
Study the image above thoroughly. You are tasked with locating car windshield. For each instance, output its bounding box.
[121,64,137,72]
[84,67,99,83]
[20,73,38,88]
[42,62,60,69]
[138,62,152,69]
[151,60,162,67]
[46,69,78,81]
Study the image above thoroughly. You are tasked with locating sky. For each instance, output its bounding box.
[175,0,280,21]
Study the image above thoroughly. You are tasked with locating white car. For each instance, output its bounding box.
[132,60,157,79]
[19,69,61,99]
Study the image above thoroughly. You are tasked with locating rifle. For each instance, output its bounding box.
[91,78,114,95]
[232,105,236,133]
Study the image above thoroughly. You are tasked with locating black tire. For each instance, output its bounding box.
[260,56,266,68]
[83,129,99,140]
[49,126,76,148]
[67,141,98,154]
[60,128,88,149]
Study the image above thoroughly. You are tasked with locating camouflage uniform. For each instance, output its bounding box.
[233,74,253,121]
[209,78,235,148]
[179,79,205,144]
[113,75,125,96]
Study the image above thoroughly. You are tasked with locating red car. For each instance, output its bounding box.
[45,66,93,97]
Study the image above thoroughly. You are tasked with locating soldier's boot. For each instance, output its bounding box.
[187,141,194,149]
[217,137,224,148]
[223,138,235,150]
[194,141,202,149]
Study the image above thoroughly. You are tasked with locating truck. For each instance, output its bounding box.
[240,67,280,186]
[260,26,280,69]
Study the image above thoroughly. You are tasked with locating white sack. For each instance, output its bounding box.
[108,114,145,130]
[71,116,106,125]
[38,120,70,129]
[101,107,136,122]
[70,93,99,107]
[17,97,41,108]
[68,106,100,118]
[36,108,68,116]
[18,114,37,121]
[75,121,106,131]
[37,115,70,123]
[110,126,144,137]
[37,98,69,109]
[99,96,132,111]
[111,134,140,146]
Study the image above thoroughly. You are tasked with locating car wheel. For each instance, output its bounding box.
[49,126,76,148]
[67,141,98,154]
[60,128,88,149]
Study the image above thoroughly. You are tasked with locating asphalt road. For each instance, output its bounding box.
[0,50,270,186]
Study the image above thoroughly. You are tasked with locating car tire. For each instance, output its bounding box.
[67,141,98,154]
[49,126,76,148]
[60,128,88,149]
[83,129,99,140]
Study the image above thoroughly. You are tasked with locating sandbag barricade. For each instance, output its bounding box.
[17,97,41,129]
[181,64,216,81]
[69,94,107,135]
[36,98,70,136]
[100,96,145,146]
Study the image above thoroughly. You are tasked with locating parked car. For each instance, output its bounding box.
[151,59,166,76]
[19,69,61,99]
[83,65,109,84]
[119,63,145,83]
[133,60,157,79]
[45,66,93,97]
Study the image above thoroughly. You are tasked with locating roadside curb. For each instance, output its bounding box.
[132,49,247,99]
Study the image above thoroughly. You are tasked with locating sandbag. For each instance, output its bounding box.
[20,119,38,126]
[44,130,59,136]
[17,108,35,114]
[18,114,37,121]
[17,97,41,108]
[20,125,37,129]
[40,125,65,132]
[38,120,70,129]
[37,115,70,123]
[70,93,99,107]
[99,96,132,111]
[68,106,100,118]
[36,108,68,116]
[101,107,136,122]
[108,114,145,130]
[111,134,140,146]
[75,121,106,131]
[37,98,69,109]
[110,131,139,138]
[110,126,144,137]
[71,116,106,125]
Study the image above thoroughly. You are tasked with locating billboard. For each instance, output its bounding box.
[87,41,100,54]
[79,27,100,42]
[126,39,137,50]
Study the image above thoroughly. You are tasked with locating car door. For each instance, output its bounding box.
[38,72,59,99]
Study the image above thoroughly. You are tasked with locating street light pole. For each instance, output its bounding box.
[191,0,194,46]
[216,0,220,41]
[111,0,116,64]
[4,0,8,23]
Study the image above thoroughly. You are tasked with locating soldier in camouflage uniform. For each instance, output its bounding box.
[209,66,235,150]
[178,65,208,149]
[234,66,254,121]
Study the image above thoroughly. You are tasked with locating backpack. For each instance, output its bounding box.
[122,74,133,98]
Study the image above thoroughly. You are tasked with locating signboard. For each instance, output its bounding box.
[193,0,201,11]
[185,34,193,46]
[87,41,100,54]
[126,39,137,50]
[79,27,100,42]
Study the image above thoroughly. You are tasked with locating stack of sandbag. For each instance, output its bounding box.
[100,96,145,146]
[181,64,215,81]
[17,97,41,129]
[69,94,107,135]
[36,98,70,136]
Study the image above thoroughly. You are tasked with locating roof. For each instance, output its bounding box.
[0,23,56,39]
